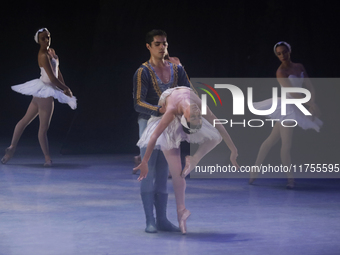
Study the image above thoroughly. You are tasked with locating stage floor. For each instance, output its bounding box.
[0,142,339,255]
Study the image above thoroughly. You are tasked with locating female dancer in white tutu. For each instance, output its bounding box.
[134,86,239,234]
[249,41,322,188]
[1,28,76,166]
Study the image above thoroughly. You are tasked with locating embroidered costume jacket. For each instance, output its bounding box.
[133,61,195,120]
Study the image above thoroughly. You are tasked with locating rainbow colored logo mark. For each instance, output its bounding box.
[197,82,223,106]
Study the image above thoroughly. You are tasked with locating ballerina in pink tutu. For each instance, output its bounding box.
[249,41,322,188]
[134,86,239,234]
[1,28,76,166]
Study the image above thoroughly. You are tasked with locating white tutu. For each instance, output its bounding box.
[137,86,222,150]
[137,116,222,150]
[11,58,77,110]
[253,72,322,132]
[253,98,323,132]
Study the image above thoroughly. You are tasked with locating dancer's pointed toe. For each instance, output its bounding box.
[248,178,256,185]
[178,208,191,234]
[286,178,295,189]
[1,147,15,164]
[44,160,53,167]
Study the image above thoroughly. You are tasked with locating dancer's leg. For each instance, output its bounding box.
[162,148,185,211]
[133,118,148,174]
[154,150,168,194]
[1,99,39,164]
[140,147,158,193]
[279,124,295,187]
[182,136,222,178]
[35,97,54,165]
[249,122,281,183]
[153,150,180,232]
[140,147,159,233]
[163,148,191,234]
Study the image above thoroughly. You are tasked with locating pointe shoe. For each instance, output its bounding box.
[1,147,15,164]
[181,156,192,178]
[177,208,191,235]
[286,178,295,189]
[248,170,259,185]
[44,160,52,167]
[248,178,256,185]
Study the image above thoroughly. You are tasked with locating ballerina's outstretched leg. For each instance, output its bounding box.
[249,122,281,184]
[181,138,221,178]
[1,99,39,164]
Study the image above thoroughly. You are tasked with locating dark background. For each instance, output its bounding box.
[0,1,339,165]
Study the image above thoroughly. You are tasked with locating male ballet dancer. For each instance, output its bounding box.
[133,29,193,233]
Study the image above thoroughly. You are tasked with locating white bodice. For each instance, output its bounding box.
[287,72,304,88]
[40,57,58,83]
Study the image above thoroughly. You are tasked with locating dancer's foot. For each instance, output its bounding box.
[132,155,141,174]
[248,178,256,185]
[286,178,295,189]
[156,219,180,232]
[177,208,191,235]
[181,156,196,178]
[145,222,157,233]
[44,160,52,167]
[1,146,15,164]
[248,167,260,185]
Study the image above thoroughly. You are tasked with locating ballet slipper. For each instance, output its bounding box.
[1,147,15,164]
[181,156,193,178]
[286,178,295,189]
[44,160,53,167]
[177,208,191,235]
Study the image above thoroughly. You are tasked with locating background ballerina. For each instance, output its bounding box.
[1,28,76,166]
[134,86,239,234]
[250,41,322,188]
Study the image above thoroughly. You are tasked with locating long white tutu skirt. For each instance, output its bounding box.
[11,79,77,110]
[253,98,323,132]
[137,116,222,150]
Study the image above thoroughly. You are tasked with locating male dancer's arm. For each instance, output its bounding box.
[133,67,162,116]
[176,65,198,94]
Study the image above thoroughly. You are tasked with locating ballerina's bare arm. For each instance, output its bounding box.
[277,66,320,118]
[203,106,240,168]
[276,68,309,99]
[299,64,321,118]
[38,52,72,97]
[135,108,176,181]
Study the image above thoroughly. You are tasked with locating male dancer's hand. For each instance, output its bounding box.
[134,161,149,181]
[159,105,166,115]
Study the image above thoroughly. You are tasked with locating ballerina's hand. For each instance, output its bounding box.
[64,88,73,98]
[134,161,149,181]
[309,103,321,121]
[230,151,240,169]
